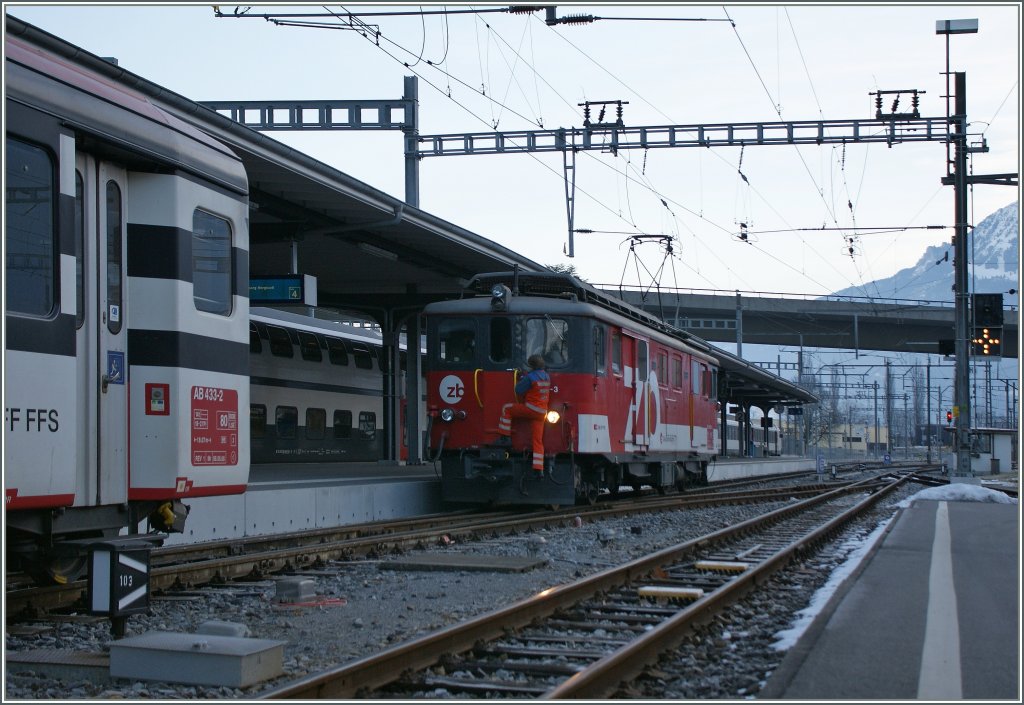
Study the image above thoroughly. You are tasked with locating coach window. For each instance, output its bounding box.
[105,181,123,334]
[298,332,322,362]
[352,345,374,370]
[249,323,262,353]
[610,332,622,375]
[489,318,512,364]
[276,406,297,439]
[192,209,232,316]
[692,360,701,396]
[592,325,606,375]
[250,404,266,438]
[327,337,349,365]
[333,410,353,438]
[306,408,326,440]
[439,319,476,364]
[526,317,569,367]
[267,325,293,357]
[5,139,55,317]
[75,170,85,328]
[358,411,377,439]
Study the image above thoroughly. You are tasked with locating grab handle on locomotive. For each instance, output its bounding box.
[473,368,484,408]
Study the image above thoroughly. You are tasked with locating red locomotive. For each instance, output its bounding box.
[423,271,720,506]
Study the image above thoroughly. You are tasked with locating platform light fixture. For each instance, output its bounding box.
[357,242,399,261]
[935,18,978,34]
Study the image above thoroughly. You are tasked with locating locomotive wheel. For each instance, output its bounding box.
[576,481,599,505]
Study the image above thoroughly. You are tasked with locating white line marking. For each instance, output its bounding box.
[917,501,962,699]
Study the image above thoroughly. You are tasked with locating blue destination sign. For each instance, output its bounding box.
[250,276,304,303]
[249,274,317,306]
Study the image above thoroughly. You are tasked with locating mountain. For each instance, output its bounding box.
[833,201,1019,304]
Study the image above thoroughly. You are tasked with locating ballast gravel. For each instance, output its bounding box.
[5,482,920,700]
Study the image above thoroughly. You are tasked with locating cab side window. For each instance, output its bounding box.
[439,319,476,363]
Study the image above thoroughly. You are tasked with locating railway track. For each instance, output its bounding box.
[6,472,863,620]
[260,471,910,699]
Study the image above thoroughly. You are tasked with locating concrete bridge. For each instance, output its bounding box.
[601,287,1019,358]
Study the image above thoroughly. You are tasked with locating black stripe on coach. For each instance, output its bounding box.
[128,329,248,377]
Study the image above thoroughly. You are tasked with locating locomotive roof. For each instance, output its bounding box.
[431,271,818,407]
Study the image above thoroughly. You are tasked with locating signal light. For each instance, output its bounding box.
[971,326,1002,356]
[946,410,953,424]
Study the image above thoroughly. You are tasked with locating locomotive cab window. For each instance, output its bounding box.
[489,318,512,364]
[6,138,56,317]
[438,319,476,364]
[657,351,668,387]
[610,332,622,375]
[526,317,569,368]
[192,209,233,316]
[671,355,683,389]
[593,324,606,375]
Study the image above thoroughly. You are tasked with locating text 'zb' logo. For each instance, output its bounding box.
[439,375,465,404]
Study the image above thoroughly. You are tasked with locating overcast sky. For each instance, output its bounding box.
[6,2,1020,297]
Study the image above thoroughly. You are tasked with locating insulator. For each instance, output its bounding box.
[506,5,540,14]
[559,13,595,24]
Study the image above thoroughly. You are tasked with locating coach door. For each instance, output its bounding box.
[76,153,129,507]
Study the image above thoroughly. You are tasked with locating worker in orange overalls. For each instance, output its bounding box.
[497,354,551,475]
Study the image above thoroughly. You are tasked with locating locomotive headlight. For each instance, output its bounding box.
[545,410,561,424]
[490,283,511,311]
[440,408,455,422]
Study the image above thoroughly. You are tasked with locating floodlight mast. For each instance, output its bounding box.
[936,18,978,478]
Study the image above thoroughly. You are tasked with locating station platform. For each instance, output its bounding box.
[162,462,442,546]
[761,485,1020,700]
[164,456,815,546]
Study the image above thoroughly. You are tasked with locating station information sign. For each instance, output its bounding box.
[249,274,318,305]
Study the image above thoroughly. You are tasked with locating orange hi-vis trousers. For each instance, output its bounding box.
[498,403,545,472]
